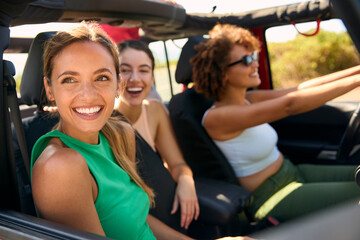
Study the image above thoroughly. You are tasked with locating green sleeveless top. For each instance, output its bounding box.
[31,130,155,240]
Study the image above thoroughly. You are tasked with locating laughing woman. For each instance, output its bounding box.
[114,40,199,230]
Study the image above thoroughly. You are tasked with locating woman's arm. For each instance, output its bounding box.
[246,65,360,103]
[149,100,200,229]
[32,141,105,236]
[205,74,360,140]
[147,214,193,240]
[147,214,255,240]
[297,64,360,89]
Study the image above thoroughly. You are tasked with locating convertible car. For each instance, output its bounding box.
[1,0,360,239]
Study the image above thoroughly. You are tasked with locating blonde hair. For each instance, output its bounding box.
[191,23,261,101]
[43,22,154,205]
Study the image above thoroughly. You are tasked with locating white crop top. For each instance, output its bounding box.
[202,106,280,177]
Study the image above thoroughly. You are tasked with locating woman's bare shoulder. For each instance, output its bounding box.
[144,99,168,115]
[31,137,96,220]
[33,137,90,181]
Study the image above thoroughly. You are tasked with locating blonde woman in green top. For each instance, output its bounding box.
[31,22,160,239]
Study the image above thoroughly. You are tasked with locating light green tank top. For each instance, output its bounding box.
[31,130,155,240]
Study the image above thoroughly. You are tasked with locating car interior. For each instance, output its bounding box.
[12,29,253,239]
[1,0,360,239]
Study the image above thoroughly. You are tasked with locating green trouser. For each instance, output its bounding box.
[247,159,360,222]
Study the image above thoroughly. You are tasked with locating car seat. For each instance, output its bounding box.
[168,37,239,184]
[17,31,59,157]
[12,32,252,239]
[136,130,254,238]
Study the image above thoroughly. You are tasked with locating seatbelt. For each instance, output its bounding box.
[4,60,30,178]
[3,60,21,211]
[4,60,34,215]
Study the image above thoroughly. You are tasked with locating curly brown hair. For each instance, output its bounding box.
[191,23,261,101]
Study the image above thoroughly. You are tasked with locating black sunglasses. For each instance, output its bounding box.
[228,51,259,67]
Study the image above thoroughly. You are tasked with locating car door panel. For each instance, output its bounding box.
[0,209,110,240]
[271,102,358,164]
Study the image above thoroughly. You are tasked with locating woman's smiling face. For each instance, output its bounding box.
[225,44,260,90]
[45,41,118,141]
[119,48,154,107]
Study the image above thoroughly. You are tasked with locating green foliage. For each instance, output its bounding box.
[15,74,22,93]
[268,30,360,88]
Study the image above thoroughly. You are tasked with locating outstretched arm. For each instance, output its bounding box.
[205,73,360,140]
[246,65,360,103]
[297,64,360,89]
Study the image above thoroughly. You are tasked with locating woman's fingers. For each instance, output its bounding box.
[180,199,200,229]
[171,196,179,215]
[194,200,200,220]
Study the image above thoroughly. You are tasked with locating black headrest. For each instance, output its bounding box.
[20,31,56,107]
[175,36,205,86]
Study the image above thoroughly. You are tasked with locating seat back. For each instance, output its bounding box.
[168,37,238,184]
[20,31,56,108]
[175,36,204,86]
[169,88,238,184]
[17,31,59,157]
[135,134,185,234]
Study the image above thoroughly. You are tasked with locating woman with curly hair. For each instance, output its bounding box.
[191,23,360,223]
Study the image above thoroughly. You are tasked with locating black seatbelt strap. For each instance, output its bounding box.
[3,62,21,211]
[4,60,34,214]
[4,60,31,179]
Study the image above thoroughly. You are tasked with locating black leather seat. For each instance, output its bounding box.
[12,32,252,239]
[136,132,251,237]
[16,31,59,160]
[169,37,239,184]
[168,37,256,235]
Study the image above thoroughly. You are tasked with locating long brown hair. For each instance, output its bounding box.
[43,22,154,205]
[191,23,261,101]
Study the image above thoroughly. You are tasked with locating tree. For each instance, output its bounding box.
[268,30,360,89]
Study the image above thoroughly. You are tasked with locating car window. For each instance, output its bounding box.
[149,39,186,102]
[266,19,360,102]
